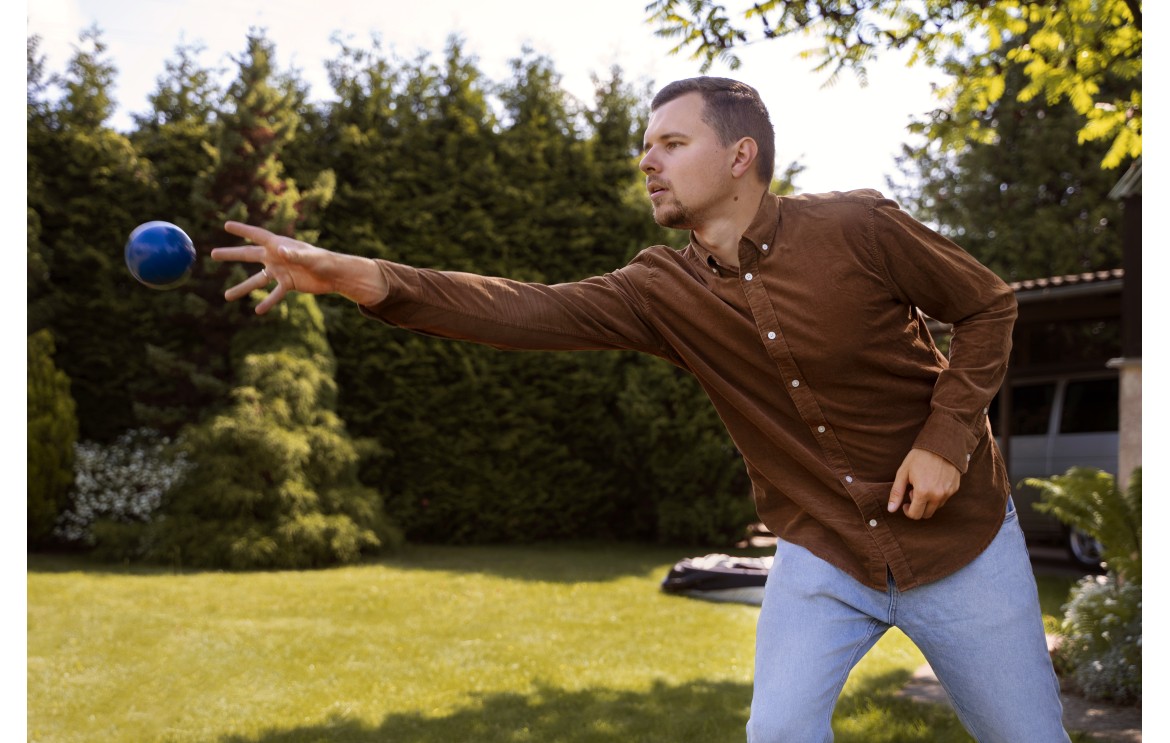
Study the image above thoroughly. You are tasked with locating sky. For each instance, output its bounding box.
[25,0,948,196]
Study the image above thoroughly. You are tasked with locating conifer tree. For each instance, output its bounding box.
[141,31,397,569]
[27,329,79,546]
[26,27,158,441]
[126,42,227,434]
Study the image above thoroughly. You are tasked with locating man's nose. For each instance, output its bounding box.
[639,151,656,174]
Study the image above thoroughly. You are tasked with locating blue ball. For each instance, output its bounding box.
[125,221,196,290]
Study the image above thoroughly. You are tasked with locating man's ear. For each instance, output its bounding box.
[730,137,759,179]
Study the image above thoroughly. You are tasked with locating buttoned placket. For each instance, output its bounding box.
[737,234,915,587]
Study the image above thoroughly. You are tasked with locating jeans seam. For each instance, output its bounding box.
[832,617,885,702]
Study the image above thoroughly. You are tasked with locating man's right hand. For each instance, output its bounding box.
[211,221,389,314]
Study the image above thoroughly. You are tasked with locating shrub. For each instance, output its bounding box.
[1027,466,1141,704]
[1056,573,1141,704]
[55,428,190,546]
[27,329,79,546]
[1028,466,1141,583]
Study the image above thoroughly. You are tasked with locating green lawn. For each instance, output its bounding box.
[28,545,1085,743]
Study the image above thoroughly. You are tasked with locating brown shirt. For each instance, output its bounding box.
[360,190,1016,590]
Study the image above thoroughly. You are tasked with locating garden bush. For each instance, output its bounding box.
[27,329,79,546]
[55,428,189,548]
[1027,466,1141,704]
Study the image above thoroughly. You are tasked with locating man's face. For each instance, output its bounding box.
[640,92,735,230]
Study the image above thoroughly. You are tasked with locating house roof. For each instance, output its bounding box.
[1011,268,1124,304]
[1109,156,1142,200]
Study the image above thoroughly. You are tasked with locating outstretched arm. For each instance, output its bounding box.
[211,221,389,313]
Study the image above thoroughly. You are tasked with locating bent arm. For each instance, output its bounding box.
[872,198,1017,476]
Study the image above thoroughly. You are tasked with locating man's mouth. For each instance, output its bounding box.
[647,181,668,199]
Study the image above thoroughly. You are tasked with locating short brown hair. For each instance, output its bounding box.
[651,77,775,185]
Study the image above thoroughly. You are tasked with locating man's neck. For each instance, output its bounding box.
[693,189,768,270]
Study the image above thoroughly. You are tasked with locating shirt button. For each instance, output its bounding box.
[744,273,754,281]
[845,476,854,483]
[767,331,776,340]
[817,425,826,433]
[762,243,769,251]
[791,379,800,388]
[712,268,718,275]
[967,453,972,462]
[868,519,877,527]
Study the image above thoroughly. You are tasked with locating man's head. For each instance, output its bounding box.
[641,78,775,230]
[651,77,775,185]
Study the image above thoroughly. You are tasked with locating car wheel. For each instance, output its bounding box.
[1067,528,1104,570]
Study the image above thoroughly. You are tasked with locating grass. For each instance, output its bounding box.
[28,544,1088,743]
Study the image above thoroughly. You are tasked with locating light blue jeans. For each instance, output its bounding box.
[746,503,1070,742]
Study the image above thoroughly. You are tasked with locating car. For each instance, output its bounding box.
[989,373,1118,569]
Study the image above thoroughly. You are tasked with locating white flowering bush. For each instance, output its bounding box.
[56,428,190,544]
[1056,573,1142,704]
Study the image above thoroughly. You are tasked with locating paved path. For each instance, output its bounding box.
[897,652,1142,742]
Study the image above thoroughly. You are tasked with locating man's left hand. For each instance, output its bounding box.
[888,449,961,520]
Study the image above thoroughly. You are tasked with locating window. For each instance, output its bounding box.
[990,382,1056,436]
[1060,378,1120,434]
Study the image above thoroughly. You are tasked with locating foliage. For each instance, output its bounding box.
[145,295,402,569]
[889,53,1126,280]
[137,32,394,570]
[1027,467,1141,703]
[27,27,162,440]
[616,358,756,544]
[1026,466,1140,583]
[645,0,1141,168]
[1054,573,1141,704]
[27,329,79,546]
[55,428,189,545]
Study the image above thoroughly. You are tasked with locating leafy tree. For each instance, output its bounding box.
[27,329,79,546]
[889,58,1126,280]
[645,0,1141,168]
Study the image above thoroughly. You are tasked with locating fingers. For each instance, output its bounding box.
[224,220,276,244]
[902,490,928,520]
[254,281,287,315]
[224,268,273,303]
[889,464,908,514]
[211,245,268,264]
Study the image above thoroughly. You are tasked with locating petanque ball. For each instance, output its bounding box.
[125,221,196,290]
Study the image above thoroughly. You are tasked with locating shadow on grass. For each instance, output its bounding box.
[27,542,710,584]
[216,671,990,743]
[373,542,704,584]
[220,679,751,743]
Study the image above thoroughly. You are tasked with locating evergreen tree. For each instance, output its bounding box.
[142,30,395,569]
[126,42,227,433]
[27,329,79,546]
[27,27,158,441]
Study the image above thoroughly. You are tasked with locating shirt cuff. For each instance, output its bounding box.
[911,412,982,474]
[356,261,414,323]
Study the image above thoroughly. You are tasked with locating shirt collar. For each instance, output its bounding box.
[689,192,782,270]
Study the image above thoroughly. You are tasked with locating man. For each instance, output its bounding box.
[213,77,1069,742]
